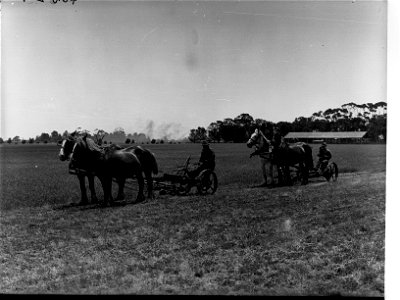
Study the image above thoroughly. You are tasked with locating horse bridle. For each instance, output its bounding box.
[59,138,78,161]
[67,139,91,175]
[249,129,270,146]
[258,129,270,144]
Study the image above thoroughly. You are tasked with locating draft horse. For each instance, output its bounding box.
[247,128,283,187]
[275,141,314,185]
[58,133,158,206]
[58,135,98,205]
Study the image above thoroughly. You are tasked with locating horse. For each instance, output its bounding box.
[105,144,159,200]
[246,128,283,187]
[58,136,98,205]
[275,140,314,185]
[58,134,158,206]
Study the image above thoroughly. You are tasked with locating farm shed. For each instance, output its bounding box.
[284,131,368,144]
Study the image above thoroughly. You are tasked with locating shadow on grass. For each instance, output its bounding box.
[52,199,147,211]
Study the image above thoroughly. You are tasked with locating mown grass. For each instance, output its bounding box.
[0,143,386,295]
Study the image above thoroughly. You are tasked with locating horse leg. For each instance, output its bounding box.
[258,158,268,187]
[300,163,309,185]
[277,166,284,186]
[87,175,98,203]
[284,165,292,186]
[100,176,112,206]
[268,162,275,187]
[144,171,154,199]
[135,172,145,203]
[115,177,126,201]
[304,167,309,184]
[78,174,89,205]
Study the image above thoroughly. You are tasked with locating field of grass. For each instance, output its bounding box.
[0,143,386,210]
[0,143,386,295]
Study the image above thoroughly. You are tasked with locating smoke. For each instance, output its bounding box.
[145,120,155,139]
[144,121,187,141]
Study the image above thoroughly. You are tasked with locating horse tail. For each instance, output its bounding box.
[333,162,338,180]
[133,147,158,175]
[149,152,159,175]
[302,144,314,170]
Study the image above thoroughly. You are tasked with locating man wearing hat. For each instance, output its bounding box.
[190,140,216,178]
[315,141,332,175]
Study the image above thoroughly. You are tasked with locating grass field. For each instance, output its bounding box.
[0,143,386,295]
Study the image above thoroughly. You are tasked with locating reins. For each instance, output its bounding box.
[258,130,270,145]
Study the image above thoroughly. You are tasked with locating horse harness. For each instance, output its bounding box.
[256,130,274,160]
[68,138,143,176]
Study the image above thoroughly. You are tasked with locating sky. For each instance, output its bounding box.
[1,0,387,140]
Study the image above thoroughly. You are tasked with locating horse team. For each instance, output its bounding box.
[59,132,158,206]
[58,129,328,206]
[247,128,315,187]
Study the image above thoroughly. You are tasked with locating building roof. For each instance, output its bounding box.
[284,131,367,139]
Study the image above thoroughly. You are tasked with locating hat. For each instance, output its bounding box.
[321,142,327,147]
[201,140,209,146]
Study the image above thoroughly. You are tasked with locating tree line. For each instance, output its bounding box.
[0,128,178,145]
[0,104,387,145]
[188,113,387,143]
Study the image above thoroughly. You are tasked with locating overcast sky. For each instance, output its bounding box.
[1,0,387,139]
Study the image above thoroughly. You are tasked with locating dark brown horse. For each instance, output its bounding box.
[58,135,98,205]
[105,145,158,199]
[274,141,314,185]
[58,134,158,206]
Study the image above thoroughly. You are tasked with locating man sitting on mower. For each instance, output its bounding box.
[189,140,216,178]
[315,142,332,175]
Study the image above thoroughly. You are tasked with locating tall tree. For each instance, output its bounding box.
[37,133,50,143]
[366,115,386,141]
[188,127,207,143]
[50,130,61,143]
[62,130,69,139]
[109,127,126,143]
[234,113,254,139]
[207,121,223,143]
[292,117,312,132]
[276,121,293,136]
[219,118,237,142]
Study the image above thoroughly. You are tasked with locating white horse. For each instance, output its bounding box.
[247,128,281,187]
